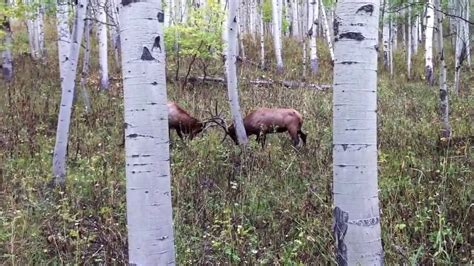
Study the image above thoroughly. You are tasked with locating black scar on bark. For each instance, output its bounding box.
[440,89,447,101]
[152,36,161,52]
[356,4,374,15]
[157,11,164,22]
[333,17,340,37]
[121,0,139,6]
[339,32,365,41]
[141,47,155,60]
[333,207,349,266]
[1,21,11,31]
[233,16,237,23]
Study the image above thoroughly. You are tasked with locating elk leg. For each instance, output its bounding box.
[175,129,184,140]
[289,129,300,147]
[298,130,307,145]
[256,132,267,148]
[261,134,267,149]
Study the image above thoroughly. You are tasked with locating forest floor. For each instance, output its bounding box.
[0,35,473,264]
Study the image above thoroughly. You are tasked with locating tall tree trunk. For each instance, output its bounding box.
[259,0,265,69]
[249,0,256,39]
[238,4,246,60]
[319,0,334,63]
[222,0,228,57]
[109,0,121,70]
[453,0,469,93]
[2,0,13,82]
[424,0,435,85]
[302,39,307,77]
[272,0,284,73]
[291,0,300,38]
[37,3,46,58]
[412,5,419,54]
[120,0,176,263]
[308,0,319,74]
[26,2,40,60]
[57,0,71,79]
[96,0,109,89]
[463,0,470,68]
[180,0,187,22]
[435,0,450,138]
[52,0,88,185]
[80,8,92,113]
[332,0,384,264]
[407,0,412,79]
[382,20,390,70]
[389,15,394,77]
[226,0,248,145]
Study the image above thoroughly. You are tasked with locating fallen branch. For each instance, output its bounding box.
[183,75,332,90]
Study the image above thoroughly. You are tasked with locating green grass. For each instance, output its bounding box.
[0,25,473,264]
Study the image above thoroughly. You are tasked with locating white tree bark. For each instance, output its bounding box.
[226,0,248,145]
[2,10,13,82]
[291,0,300,38]
[237,4,246,59]
[300,0,307,40]
[382,20,390,70]
[259,0,265,69]
[391,15,397,51]
[26,1,42,60]
[308,0,319,74]
[119,0,176,264]
[320,0,334,62]
[435,0,450,138]
[463,0,470,67]
[180,0,187,22]
[96,0,109,89]
[108,0,121,69]
[389,16,394,77]
[272,0,284,72]
[332,0,384,264]
[407,0,412,79]
[37,3,46,58]
[454,0,467,94]
[302,38,307,76]
[411,7,419,54]
[424,0,434,85]
[80,9,92,113]
[56,0,71,79]
[52,0,88,184]
[222,0,228,55]
[249,0,257,39]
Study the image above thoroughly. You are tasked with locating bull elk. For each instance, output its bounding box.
[167,101,206,140]
[121,101,217,146]
[212,107,307,148]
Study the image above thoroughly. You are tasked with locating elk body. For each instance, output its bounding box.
[121,102,206,146]
[223,108,307,147]
[167,101,205,140]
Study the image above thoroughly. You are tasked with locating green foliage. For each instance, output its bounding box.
[259,0,289,34]
[164,1,224,60]
[262,0,272,23]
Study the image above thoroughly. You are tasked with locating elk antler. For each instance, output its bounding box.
[202,101,230,143]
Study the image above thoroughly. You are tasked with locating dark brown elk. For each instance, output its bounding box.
[214,107,307,148]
